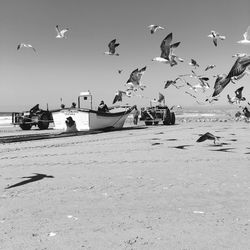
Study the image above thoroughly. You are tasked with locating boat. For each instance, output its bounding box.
[51,91,135,131]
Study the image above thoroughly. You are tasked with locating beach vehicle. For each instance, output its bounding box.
[51,91,135,131]
[12,104,53,130]
[140,104,175,126]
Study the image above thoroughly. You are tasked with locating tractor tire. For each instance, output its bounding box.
[38,113,50,130]
[145,120,153,125]
[163,109,171,125]
[170,112,176,125]
[19,123,32,130]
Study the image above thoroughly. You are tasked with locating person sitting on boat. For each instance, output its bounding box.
[65,116,78,132]
[71,102,76,108]
[98,100,109,113]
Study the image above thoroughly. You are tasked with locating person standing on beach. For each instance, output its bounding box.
[133,106,140,125]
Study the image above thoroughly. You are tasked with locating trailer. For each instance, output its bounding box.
[12,104,53,130]
[140,105,175,126]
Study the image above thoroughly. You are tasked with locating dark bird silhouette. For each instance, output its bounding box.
[104,39,120,56]
[226,55,250,79]
[5,173,54,189]
[171,145,192,150]
[196,132,220,144]
[212,74,231,97]
[235,86,246,101]
[189,59,200,68]
[164,77,181,89]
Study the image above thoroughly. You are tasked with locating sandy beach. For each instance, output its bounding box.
[1,118,250,250]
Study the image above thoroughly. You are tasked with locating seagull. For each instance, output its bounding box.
[125,66,147,91]
[205,64,216,71]
[112,90,131,104]
[212,74,231,97]
[104,39,120,56]
[185,91,197,99]
[208,30,226,46]
[196,132,220,144]
[118,69,123,74]
[237,26,250,44]
[235,86,246,102]
[232,53,247,58]
[164,77,181,89]
[226,55,250,79]
[152,33,181,66]
[227,94,237,104]
[148,24,164,34]
[158,92,165,103]
[55,25,69,38]
[17,43,36,53]
[189,59,200,68]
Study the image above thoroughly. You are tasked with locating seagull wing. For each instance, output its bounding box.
[160,33,172,58]
[213,38,218,46]
[55,25,61,35]
[196,133,209,142]
[235,86,244,99]
[227,56,250,79]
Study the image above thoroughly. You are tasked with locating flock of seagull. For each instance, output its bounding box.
[16,24,250,112]
[110,25,250,111]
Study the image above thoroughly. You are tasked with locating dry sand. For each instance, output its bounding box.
[1,120,250,249]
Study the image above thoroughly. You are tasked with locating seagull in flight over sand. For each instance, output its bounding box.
[125,66,147,91]
[55,25,69,38]
[148,24,165,34]
[17,43,37,53]
[189,59,200,68]
[234,86,246,103]
[196,132,220,144]
[112,90,131,104]
[212,74,231,97]
[104,39,120,56]
[205,64,216,71]
[226,54,250,79]
[164,77,182,89]
[208,30,226,46]
[237,26,250,44]
[152,32,181,66]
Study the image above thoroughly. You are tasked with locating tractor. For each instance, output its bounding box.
[140,105,175,126]
[12,104,53,130]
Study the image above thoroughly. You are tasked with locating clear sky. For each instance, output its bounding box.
[0,0,250,111]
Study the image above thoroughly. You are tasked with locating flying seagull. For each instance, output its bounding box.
[205,64,216,71]
[112,90,131,104]
[152,33,181,66]
[189,59,200,68]
[235,86,246,103]
[226,55,250,79]
[148,24,164,34]
[212,74,231,97]
[55,25,69,38]
[196,132,220,144]
[104,39,120,56]
[237,26,250,44]
[125,66,147,91]
[164,77,181,89]
[208,30,226,46]
[118,69,123,74]
[232,53,247,58]
[17,43,36,53]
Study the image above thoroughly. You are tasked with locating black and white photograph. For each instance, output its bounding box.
[1,0,250,249]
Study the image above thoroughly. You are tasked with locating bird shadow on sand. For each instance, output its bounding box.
[209,147,236,152]
[208,142,231,147]
[5,173,54,189]
[165,138,178,141]
[152,142,163,146]
[169,145,193,150]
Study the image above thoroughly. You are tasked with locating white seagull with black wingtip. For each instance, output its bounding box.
[148,24,165,34]
[55,25,69,38]
[208,30,226,46]
[17,43,37,53]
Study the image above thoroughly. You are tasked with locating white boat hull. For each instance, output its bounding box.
[52,106,135,131]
